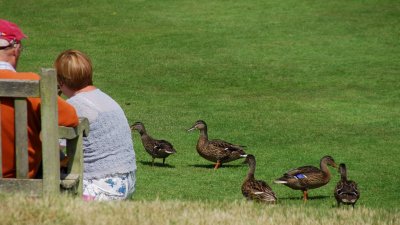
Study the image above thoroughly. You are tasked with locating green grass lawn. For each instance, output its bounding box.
[2,0,400,210]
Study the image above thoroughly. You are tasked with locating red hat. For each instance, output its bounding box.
[0,19,27,48]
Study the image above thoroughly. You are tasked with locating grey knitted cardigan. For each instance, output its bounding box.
[67,89,136,179]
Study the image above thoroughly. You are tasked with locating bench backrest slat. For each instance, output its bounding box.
[14,99,29,178]
[40,68,59,194]
[0,79,40,97]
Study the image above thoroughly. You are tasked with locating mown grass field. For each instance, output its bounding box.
[1,0,400,223]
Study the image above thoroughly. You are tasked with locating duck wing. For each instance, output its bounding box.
[275,166,322,185]
[154,140,176,154]
[243,179,277,203]
[284,166,321,179]
[209,139,246,152]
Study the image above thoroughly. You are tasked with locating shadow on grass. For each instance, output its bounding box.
[188,164,245,169]
[278,195,331,201]
[139,160,176,168]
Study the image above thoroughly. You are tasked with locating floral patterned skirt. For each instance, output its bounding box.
[82,170,136,201]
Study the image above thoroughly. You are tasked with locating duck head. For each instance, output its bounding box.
[321,155,338,168]
[243,154,256,165]
[130,121,145,132]
[187,120,207,132]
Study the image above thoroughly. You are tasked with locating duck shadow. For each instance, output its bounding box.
[139,160,175,168]
[278,195,331,201]
[188,164,245,169]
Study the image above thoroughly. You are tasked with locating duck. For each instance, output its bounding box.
[242,154,277,204]
[334,163,360,207]
[187,120,247,170]
[274,155,337,202]
[130,122,176,166]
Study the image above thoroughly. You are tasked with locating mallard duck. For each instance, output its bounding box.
[130,122,176,166]
[334,163,360,207]
[187,120,247,170]
[242,154,277,204]
[274,155,337,202]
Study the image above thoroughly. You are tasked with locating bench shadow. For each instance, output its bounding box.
[139,160,175,168]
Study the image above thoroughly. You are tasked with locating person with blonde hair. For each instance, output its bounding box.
[55,49,136,201]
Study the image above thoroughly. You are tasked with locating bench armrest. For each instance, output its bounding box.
[58,117,89,195]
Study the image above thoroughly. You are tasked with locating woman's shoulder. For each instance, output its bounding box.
[68,88,122,114]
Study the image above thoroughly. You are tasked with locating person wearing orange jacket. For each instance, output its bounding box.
[0,19,79,178]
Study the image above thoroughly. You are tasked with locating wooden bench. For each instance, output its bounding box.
[0,68,89,196]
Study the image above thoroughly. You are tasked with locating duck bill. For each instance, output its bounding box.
[187,127,196,132]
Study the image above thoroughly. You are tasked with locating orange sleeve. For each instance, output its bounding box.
[57,97,79,127]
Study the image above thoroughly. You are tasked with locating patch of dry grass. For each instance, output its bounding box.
[0,194,398,225]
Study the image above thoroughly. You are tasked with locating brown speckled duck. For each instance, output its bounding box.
[242,154,277,204]
[131,122,176,166]
[274,155,337,202]
[334,163,360,208]
[187,120,247,170]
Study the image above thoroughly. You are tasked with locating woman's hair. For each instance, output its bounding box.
[54,49,93,90]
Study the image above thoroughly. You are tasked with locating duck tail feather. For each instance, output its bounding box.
[274,180,288,184]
